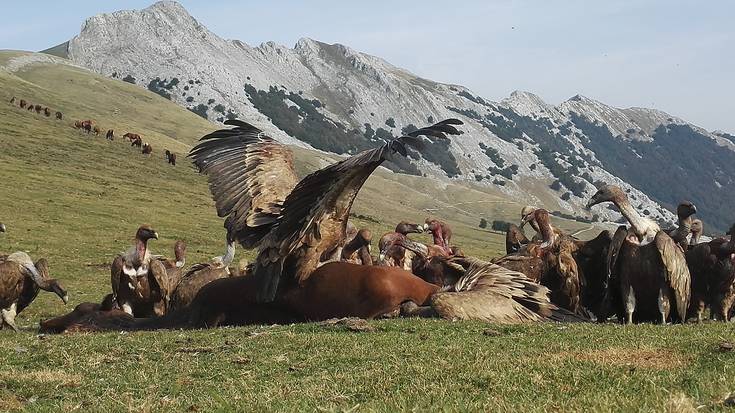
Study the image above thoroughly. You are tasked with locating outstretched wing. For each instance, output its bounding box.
[654,231,691,320]
[430,257,586,323]
[189,120,299,248]
[254,119,464,302]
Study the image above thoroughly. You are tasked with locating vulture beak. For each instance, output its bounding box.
[520,213,533,228]
[0,223,6,233]
[690,204,697,215]
[152,231,159,240]
[422,223,429,231]
[51,282,69,304]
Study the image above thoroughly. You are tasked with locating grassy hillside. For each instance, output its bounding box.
[1,51,731,411]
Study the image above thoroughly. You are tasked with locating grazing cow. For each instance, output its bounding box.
[43,107,51,117]
[131,137,142,148]
[19,100,27,109]
[81,120,93,134]
[123,133,140,142]
[106,129,114,140]
[55,111,62,120]
[28,104,34,112]
[92,126,100,136]
[74,120,82,129]
[142,143,152,155]
[165,150,176,166]
[10,96,16,105]
[34,104,42,114]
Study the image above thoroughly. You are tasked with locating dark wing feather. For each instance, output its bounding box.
[606,226,628,287]
[505,224,529,254]
[654,231,691,320]
[189,121,299,248]
[430,257,586,323]
[253,119,463,302]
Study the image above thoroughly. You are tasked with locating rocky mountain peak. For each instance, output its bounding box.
[55,1,735,232]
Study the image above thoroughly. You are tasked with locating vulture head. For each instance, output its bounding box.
[135,225,159,242]
[355,228,372,248]
[395,221,423,235]
[173,240,187,268]
[423,218,441,233]
[586,184,627,209]
[690,219,703,236]
[0,223,6,233]
[520,206,536,220]
[676,201,697,221]
[34,258,69,304]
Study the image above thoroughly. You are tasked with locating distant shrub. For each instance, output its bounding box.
[427,115,434,123]
[479,218,488,228]
[208,98,215,105]
[122,75,136,84]
[492,220,511,232]
[188,104,208,119]
[186,96,194,103]
[385,118,396,128]
[213,104,226,114]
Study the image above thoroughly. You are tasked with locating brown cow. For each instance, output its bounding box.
[43,107,51,117]
[28,104,34,112]
[142,143,152,155]
[132,137,142,148]
[106,129,114,140]
[19,99,27,109]
[55,111,62,120]
[81,120,92,134]
[34,104,42,114]
[165,150,176,166]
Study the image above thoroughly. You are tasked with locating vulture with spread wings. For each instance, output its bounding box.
[190,118,463,303]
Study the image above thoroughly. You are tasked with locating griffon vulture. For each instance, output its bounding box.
[111,225,176,317]
[413,256,586,323]
[666,201,697,249]
[587,185,690,324]
[378,221,424,269]
[189,118,463,308]
[686,224,735,322]
[0,253,68,331]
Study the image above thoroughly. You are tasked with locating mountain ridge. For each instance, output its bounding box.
[48,0,735,231]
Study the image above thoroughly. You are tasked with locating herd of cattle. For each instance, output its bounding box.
[1,117,734,334]
[8,96,177,166]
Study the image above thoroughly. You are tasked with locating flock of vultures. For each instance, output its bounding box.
[1,116,734,335]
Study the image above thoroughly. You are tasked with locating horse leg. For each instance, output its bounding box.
[400,301,437,318]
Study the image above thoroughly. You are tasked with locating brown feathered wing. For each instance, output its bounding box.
[189,120,299,248]
[255,119,463,302]
[430,257,585,323]
[654,231,691,320]
[192,119,462,303]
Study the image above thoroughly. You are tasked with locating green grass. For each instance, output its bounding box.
[0,51,733,412]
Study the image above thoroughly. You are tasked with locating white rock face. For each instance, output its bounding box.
[63,0,735,227]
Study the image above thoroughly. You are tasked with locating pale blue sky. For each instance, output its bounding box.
[2,1,732,132]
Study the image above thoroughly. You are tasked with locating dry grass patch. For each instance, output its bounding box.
[664,392,699,413]
[0,369,83,387]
